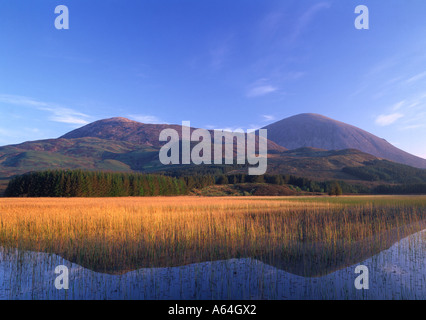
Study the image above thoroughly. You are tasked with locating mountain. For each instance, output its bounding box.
[60,117,286,152]
[1,116,426,195]
[262,113,426,169]
[60,117,183,148]
[0,117,285,180]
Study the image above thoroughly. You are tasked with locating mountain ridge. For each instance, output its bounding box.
[60,117,286,152]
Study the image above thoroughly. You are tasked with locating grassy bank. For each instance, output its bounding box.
[0,196,424,276]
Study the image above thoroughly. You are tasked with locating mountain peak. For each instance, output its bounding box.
[287,113,348,123]
[293,113,327,118]
[98,117,139,123]
[59,117,171,147]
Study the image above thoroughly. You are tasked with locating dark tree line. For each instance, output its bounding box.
[158,165,371,195]
[215,173,355,194]
[5,170,187,197]
[182,175,216,190]
[374,184,426,195]
[8,169,423,198]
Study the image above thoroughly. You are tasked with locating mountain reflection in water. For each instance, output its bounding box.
[1,229,424,300]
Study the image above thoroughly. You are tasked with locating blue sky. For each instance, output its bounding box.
[1,0,426,158]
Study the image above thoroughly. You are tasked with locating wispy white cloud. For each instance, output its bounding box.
[208,34,235,70]
[400,123,425,130]
[352,57,402,99]
[290,2,331,41]
[262,115,276,122]
[0,94,48,108]
[406,101,421,109]
[247,85,277,98]
[375,113,404,126]
[0,94,90,125]
[391,100,406,111]
[40,107,90,125]
[246,78,280,98]
[128,114,164,124]
[357,59,426,100]
[366,57,399,78]
[377,94,426,130]
[285,71,306,80]
[405,71,426,84]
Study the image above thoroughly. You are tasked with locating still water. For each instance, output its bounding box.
[0,229,424,300]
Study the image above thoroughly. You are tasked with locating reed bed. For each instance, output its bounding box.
[0,196,425,276]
